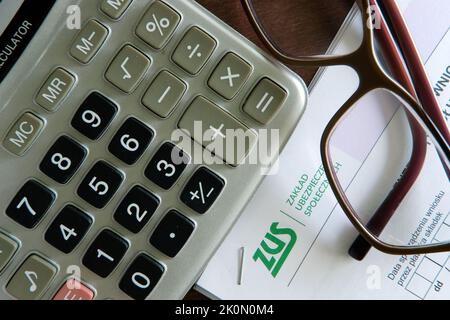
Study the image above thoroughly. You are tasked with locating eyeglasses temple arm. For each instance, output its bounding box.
[378,0,450,145]
[379,0,450,180]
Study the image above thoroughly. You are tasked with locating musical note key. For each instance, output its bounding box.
[6,254,57,299]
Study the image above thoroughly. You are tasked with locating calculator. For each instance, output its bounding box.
[0,0,307,299]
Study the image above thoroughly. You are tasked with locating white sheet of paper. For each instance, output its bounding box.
[196,0,450,300]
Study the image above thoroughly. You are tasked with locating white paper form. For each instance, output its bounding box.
[197,0,450,300]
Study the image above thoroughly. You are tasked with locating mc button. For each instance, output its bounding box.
[2,112,44,156]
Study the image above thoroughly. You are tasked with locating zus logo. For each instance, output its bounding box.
[253,222,297,278]
[66,5,81,30]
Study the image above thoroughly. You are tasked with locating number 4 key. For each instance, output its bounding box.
[45,205,93,254]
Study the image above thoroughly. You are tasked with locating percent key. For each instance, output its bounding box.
[136,1,181,49]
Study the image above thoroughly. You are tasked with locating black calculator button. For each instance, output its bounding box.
[150,210,195,258]
[180,167,225,214]
[72,92,117,140]
[39,136,87,184]
[114,186,159,234]
[119,254,164,300]
[77,161,124,209]
[144,142,189,190]
[82,229,128,278]
[45,205,93,254]
[108,118,153,165]
[6,180,55,229]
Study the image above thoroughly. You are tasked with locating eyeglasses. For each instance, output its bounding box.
[241,0,450,259]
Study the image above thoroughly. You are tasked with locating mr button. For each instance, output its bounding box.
[35,68,75,112]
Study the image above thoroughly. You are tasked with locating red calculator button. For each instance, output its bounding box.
[53,279,94,300]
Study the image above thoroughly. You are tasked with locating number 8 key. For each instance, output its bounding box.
[40,136,87,184]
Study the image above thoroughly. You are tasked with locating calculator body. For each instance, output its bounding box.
[0,0,307,299]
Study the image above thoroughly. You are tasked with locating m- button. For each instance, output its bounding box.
[70,20,108,64]
[35,68,75,112]
[2,112,44,156]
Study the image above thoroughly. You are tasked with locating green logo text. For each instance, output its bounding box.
[253,222,297,278]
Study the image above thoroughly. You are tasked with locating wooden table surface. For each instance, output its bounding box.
[185,0,354,300]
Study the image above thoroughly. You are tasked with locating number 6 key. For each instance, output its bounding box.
[108,117,154,165]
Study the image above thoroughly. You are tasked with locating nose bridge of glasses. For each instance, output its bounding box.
[346,38,392,92]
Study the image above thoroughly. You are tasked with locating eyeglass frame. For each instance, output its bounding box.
[241,0,450,257]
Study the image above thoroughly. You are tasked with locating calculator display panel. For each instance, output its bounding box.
[0,0,56,83]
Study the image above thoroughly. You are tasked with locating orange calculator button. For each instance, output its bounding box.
[53,279,94,300]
